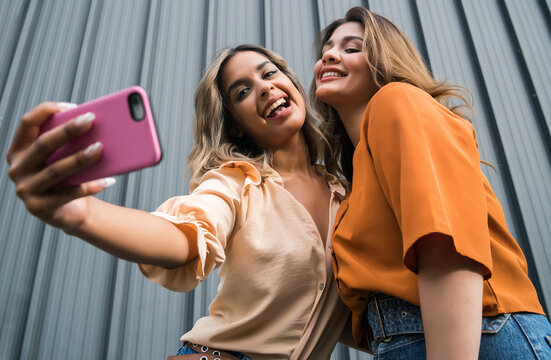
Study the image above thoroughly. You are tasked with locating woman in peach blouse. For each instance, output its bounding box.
[311,6,551,360]
[6,44,353,359]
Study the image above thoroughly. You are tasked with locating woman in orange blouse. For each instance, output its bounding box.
[6,45,353,359]
[311,6,551,360]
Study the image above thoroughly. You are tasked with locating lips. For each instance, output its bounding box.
[263,95,290,118]
[319,68,346,81]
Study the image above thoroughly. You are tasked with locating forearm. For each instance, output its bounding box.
[69,197,197,267]
[416,234,484,360]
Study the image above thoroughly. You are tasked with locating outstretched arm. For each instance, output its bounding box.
[6,102,197,267]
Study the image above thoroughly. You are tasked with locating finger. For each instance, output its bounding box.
[46,178,117,209]
[24,178,116,219]
[27,141,103,193]
[6,102,76,164]
[20,112,95,171]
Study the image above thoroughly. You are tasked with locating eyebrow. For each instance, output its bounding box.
[323,35,364,47]
[226,61,271,97]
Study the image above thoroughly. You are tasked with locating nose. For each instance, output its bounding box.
[259,81,274,98]
[321,47,340,64]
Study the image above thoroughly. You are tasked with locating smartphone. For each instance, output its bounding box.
[40,86,162,186]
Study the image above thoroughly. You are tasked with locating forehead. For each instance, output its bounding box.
[328,21,364,41]
[220,51,272,88]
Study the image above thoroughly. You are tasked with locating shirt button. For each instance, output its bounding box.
[319,283,325,291]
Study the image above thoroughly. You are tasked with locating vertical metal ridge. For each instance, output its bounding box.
[409,0,432,73]
[260,0,267,47]
[537,0,551,36]
[202,0,211,68]
[0,0,31,101]
[72,0,104,103]
[263,0,271,48]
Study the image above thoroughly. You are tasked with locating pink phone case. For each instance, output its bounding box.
[40,86,162,185]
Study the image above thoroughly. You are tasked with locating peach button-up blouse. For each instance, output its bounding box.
[139,161,350,359]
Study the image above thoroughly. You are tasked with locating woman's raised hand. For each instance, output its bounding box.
[6,102,114,233]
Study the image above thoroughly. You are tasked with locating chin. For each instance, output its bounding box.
[315,87,340,107]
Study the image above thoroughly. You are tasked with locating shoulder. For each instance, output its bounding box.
[191,161,262,194]
[363,82,434,137]
[363,83,476,150]
[367,82,437,116]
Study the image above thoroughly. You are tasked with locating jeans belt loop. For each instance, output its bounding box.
[373,295,389,344]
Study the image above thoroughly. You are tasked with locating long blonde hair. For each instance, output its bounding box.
[310,7,474,182]
[189,44,337,187]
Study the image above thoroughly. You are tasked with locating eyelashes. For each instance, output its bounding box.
[234,69,279,101]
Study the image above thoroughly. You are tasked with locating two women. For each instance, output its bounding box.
[6,45,351,359]
[6,6,551,360]
[312,6,551,360]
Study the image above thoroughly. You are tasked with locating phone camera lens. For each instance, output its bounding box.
[128,92,145,121]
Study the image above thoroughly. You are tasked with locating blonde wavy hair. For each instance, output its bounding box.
[188,44,337,188]
[310,7,475,182]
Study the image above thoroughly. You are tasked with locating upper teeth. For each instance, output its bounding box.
[322,71,343,78]
[265,98,286,118]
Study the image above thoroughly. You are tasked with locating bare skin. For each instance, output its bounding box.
[415,234,483,360]
[314,22,485,360]
[273,143,331,244]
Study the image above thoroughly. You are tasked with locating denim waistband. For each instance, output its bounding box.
[180,342,251,360]
[364,293,511,344]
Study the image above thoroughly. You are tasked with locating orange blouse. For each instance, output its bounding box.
[331,82,544,346]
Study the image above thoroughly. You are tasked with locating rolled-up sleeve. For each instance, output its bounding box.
[366,83,492,278]
[139,162,260,292]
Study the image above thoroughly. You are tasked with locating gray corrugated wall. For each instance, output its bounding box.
[0,0,549,359]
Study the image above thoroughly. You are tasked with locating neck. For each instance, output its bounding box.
[333,102,368,147]
[271,131,313,177]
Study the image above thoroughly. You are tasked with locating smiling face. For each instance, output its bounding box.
[313,22,375,108]
[220,51,306,150]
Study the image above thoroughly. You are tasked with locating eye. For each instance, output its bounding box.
[236,87,249,101]
[345,48,361,54]
[263,69,278,79]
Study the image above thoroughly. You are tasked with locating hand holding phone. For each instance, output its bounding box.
[39,86,162,185]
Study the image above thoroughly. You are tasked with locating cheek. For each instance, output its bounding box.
[313,60,322,75]
[229,104,252,128]
[313,61,322,82]
[351,58,371,79]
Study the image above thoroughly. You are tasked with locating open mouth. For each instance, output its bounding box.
[264,97,290,118]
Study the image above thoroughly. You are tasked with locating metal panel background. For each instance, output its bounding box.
[0,0,549,359]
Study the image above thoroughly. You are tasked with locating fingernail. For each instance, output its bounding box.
[102,177,116,188]
[84,141,102,157]
[57,102,78,111]
[75,112,95,126]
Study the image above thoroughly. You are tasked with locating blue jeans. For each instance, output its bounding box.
[176,343,252,360]
[365,295,551,359]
